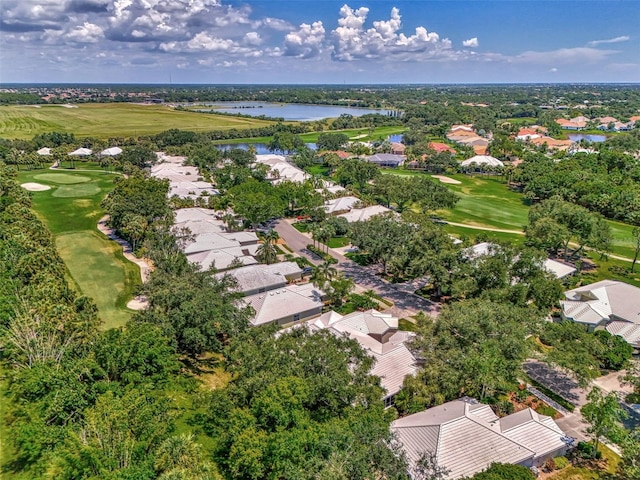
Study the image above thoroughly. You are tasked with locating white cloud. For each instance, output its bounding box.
[549,67,558,72]
[159,31,262,57]
[463,37,478,48]
[513,47,617,65]
[244,31,262,46]
[258,17,294,32]
[66,21,104,43]
[284,21,325,58]
[331,5,452,61]
[587,35,630,47]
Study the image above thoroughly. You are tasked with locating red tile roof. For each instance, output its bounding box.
[429,142,456,154]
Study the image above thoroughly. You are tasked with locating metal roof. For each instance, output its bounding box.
[392,398,566,479]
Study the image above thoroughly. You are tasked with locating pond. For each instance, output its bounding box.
[214,143,317,154]
[188,101,390,121]
[567,134,607,143]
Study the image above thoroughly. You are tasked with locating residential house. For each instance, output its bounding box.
[543,259,577,280]
[560,280,640,349]
[338,205,392,223]
[529,136,573,151]
[465,242,576,280]
[215,261,302,296]
[391,142,406,155]
[181,230,260,271]
[244,282,324,327]
[392,397,569,479]
[460,155,504,169]
[255,154,309,184]
[428,142,456,154]
[555,118,587,130]
[324,195,360,215]
[304,309,418,407]
[150,160,218,200]
[365,153,406,168]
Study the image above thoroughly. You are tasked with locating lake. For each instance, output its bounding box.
[190,101,390,121]
[568,134,607,143]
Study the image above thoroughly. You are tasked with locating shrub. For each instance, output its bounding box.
[554,456,570,469]
[494,400,514,416]
[515,389,529,403]
[535,404,558,418]
[542,458,556,472]
[575,441,602,459]
[347,293,378,311]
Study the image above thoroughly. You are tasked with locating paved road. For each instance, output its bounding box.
[274,220,324,266]
[275,220,440,317]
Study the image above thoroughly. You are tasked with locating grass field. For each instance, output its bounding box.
[0,103,276,139]
[17,168,139,329]
[211,126,406,145]
[383,170,638,260]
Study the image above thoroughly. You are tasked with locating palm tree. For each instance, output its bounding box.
[256,229,280,265]
[311,261,337,289]
[155,433,215,479]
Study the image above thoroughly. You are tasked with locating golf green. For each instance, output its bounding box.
[52,183,102,197]
[34,173,92,184]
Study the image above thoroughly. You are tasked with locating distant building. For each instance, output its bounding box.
[390,142,406,155]
[338,205,392,223]
[460,155,504,169]
[365,153,406,168]
[324,195,360,215]
[255,154,309,183]
[428,142,456,154]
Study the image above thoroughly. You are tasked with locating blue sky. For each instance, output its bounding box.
[1,1,638,84]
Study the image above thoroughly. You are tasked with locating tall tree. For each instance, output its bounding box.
[582,388,628,456]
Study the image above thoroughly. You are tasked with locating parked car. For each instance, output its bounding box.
[345,246,360,253]
[301,266,313,275]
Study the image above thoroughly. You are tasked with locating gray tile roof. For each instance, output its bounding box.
[305,309,417,397]
[215,262,302,295]
[244,284,324,326]
[562,280,640,327]
[392,398,567,480]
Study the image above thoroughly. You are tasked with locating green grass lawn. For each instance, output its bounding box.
[17,168,139,329]
[306,164,331,176]
[56,232,135,328]
[211,126,406,146]
[434,174,531,231]
[328,236,350,248]
[383,169,638,260]
[0,103,276,139]
[548,444,620,480]
[444,224,526,245]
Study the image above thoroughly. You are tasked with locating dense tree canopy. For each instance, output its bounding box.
[202,327,408,480]
[397,300,541,414]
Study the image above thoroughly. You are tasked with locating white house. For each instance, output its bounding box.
[392,397,569,479]
[304,309,418,407]
[561,280,640,348]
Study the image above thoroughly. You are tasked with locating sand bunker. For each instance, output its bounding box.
[21,182,51,191]
[431,175,462,185]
